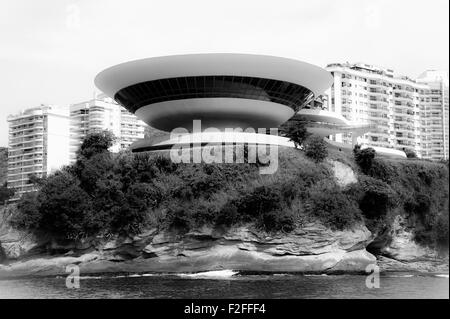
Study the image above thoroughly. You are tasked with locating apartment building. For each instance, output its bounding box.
[416,71,449,160]
[325,62,449,160]
[69,93,146,162]
[7,105,71,199]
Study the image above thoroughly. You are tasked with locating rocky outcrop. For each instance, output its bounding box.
[0,222,376,278]
[373,215,437,262]
[377,256,449,273]
[0,208,42,260]
[329,160,357,187]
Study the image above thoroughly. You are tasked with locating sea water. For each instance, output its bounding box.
[0,271,448,299]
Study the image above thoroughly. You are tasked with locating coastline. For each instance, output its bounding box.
[1,223,447,280]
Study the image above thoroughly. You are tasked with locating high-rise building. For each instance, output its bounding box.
[325,62,449,160]
[416,71,449,160]
[69,94,147,162]
[7,105,71,199]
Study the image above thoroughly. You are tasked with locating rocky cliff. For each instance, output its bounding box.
[0,220,377,278]
[1,159,447,278]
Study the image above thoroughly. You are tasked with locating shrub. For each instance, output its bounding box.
[237,186,282,220]
[175,164,224,199]
[304,136,328,163]
[215,186,295,233]
[354,145,376,173]
[306,181,362,230]
[365,158,399,184]
[434,212,449,250]
[216,202,240,227]
[404,148,418,159]
[37,172,98,239]
[9,193,41,230]
[163,202,191,232]
[0,183,14,203]
[349,175,397,219]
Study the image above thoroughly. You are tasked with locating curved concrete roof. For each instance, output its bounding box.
[130,132,295,151]
[296,109,349,125]
[288,109,376,137]
[324,138,407,158]
[94,53,333,98]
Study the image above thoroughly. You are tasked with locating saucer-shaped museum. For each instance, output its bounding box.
[95,54,333,150]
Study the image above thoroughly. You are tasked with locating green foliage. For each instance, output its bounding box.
[349,175,397,219]
[9,130,448,251]
[306,181,362,230]
[434,212,449,250]
[358,154,449,250]
[0,183,14,203]
[280,119,310,148]
[9,193,40,230]
[11,171,98,239]
[353,145,376,173]
[77,130,115,159]
[0,147,7,186]
[404,148,418,159]
[214,186,295,232]
[304,136,328,163]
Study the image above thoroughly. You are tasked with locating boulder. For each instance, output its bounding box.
[328,160,357,187]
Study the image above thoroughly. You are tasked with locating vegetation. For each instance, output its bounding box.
[0,183,14,204]
[353,145,376,173]
[404,148,418,159]
[9,131,361,239]
[304,136,328,163]
[279,119,310,149]
[0,147,7,185]
[8,131,449,252]
[351,146,449,249]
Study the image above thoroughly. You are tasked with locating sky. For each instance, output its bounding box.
[0,0,449,146]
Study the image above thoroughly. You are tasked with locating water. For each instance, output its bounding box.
[0,272,448,299]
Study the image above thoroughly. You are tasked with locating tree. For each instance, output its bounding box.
[354,145,376,173]
[280,119,310,149]
[304,136,328,163]
[0,183,14,204]
[9,193,40,230]
[37,171,98,239]
[77,130,115,159]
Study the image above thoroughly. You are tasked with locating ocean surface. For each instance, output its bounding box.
[0,271,448,299]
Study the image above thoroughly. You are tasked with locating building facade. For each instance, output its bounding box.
[416,71,449,160]
[325,62,449,160]
[7,105,71,199]
[69,94,147,162]
[94,54,333,152]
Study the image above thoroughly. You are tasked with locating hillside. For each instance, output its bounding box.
[0,138,448,277]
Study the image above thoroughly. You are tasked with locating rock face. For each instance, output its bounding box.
[376,215,437,262]
[0,209,41,261]
[0,222,376,278]
[329,160,357,187]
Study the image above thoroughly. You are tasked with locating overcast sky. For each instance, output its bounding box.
[0,0,448,146]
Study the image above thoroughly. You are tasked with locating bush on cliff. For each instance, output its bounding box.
[304,136,328,163]
[306,181,362,230]
[353,145,376,173]
[9,131,448,248]
[348,175,397,219]
[358,155,449,249]
[404,148,418,159]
